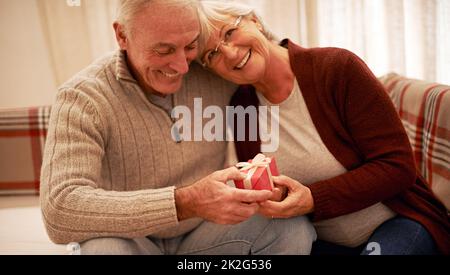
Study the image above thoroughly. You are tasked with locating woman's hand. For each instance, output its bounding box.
[269,184,288,202]
[259,175,315,219]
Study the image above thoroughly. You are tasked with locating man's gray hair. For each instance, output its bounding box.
[116,0,201,36]
[199,0,278,46]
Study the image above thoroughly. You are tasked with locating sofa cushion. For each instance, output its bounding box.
[0,106,51,195]
[379,73,450,210]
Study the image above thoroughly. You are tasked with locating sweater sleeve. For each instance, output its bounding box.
[309,52,417,221]
[40,89,179,244]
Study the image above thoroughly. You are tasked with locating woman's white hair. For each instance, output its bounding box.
[199,0,278,49]
[116,0,201,36]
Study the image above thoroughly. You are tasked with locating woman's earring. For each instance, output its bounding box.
[257,24,263,32]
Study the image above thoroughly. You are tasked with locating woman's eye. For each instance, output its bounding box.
[224,28,237,40]
[208,50,218,61]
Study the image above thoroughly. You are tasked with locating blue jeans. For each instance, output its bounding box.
[81,215,317,255]
[312,216,439,255]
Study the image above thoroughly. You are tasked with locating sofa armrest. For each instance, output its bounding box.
[0,106,51,196]
[379,73,450,211]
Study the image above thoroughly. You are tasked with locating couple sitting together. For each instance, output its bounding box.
[40,0,449,255]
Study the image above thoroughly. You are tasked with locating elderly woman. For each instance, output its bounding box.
[198,1,449,255]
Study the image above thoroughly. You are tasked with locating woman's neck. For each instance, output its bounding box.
[253,43,295,104]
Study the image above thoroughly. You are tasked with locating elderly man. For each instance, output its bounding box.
[40,0,316,255]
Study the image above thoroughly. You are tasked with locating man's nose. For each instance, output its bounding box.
[170,51,190,75]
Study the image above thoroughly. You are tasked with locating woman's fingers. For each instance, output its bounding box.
[259,181,310,218]
[259,200,286,218]
[272,175,300,191]
[269,187,284,202]
[260,194,300,218]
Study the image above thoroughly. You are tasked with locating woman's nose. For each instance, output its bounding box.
[219,43,238,60]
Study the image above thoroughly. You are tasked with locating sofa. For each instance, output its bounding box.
[0,106,66,254]
[379,73,450,210]
[0,73,448,254]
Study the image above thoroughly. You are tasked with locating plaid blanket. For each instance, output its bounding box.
[379,73,450,210]
[0,74,448,210]
[0,106,51,195]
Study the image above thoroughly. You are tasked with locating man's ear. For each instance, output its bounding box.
[113,22,128,50]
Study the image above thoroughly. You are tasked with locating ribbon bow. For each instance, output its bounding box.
[236,154,271,171]
[235,154,273,189]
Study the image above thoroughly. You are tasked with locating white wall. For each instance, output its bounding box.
[0,0,57,108]
[239,0,303,44]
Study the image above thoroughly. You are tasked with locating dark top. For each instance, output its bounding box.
[230,40,450,254]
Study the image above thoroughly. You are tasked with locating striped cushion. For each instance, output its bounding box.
[379,73,450,210]
[0,106,51,195]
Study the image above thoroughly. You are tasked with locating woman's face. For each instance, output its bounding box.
[200,16,271,85]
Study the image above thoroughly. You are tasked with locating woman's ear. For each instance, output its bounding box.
[249,14,264,32]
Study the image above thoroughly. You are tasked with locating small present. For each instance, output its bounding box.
[234,154,279,191]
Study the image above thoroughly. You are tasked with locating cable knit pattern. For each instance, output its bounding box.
[40,51,236,244]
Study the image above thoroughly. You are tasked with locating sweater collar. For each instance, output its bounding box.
[284,39,312,79]
[114,50,138,83]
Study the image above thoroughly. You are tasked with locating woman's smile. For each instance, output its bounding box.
[234,49,252,70]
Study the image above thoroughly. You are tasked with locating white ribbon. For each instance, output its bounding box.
[236,154,273,189]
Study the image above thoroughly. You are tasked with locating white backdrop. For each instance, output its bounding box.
[1,0,449,108]
[240,0,450,84]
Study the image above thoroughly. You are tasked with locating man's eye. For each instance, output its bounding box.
[154,48,175,56]
[186,44,198,51]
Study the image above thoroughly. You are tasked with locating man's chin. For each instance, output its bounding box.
[153,81,183,95]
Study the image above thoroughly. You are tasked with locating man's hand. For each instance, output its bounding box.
[175,167,272,225]
[259,176,314,219]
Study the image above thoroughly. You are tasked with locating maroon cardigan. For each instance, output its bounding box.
[230,40,450,254]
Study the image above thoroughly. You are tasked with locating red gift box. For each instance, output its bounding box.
[234,154,279,191]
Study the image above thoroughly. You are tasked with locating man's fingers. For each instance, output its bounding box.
[216,203,259,224]
[233,189,272,203]
[235,202,260,218]
[214,167,246,182]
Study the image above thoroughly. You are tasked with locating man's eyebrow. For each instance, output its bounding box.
[188,34,200,45]
[152,42,176,49]
[151,34,200,50]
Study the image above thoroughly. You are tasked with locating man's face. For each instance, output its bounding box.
[115,3,200,95]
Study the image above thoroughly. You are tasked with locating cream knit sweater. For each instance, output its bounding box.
[40,51,235,244]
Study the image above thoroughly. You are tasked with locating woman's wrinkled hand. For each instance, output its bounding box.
[259,175,315,219]
[269,184,288,202]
